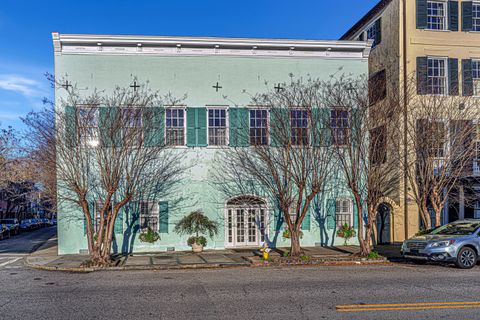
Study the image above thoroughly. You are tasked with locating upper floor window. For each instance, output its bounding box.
[427,1,447,30]
[370,125,387,165]
[208,108,227,146]
[473,2,480,31]
[166,108,185,146]
[331,109,350,146]
[369,69,387,104]
[366,19,382,48]
[249,109,268,146]
[140,201,159,232]
[290,110,310,146]
[427,57,448,95]
[122,107,143,144]
[77,106,99,147]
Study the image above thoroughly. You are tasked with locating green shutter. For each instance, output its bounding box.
[229,108,249,147]
[159,201,168,233]
[462,1,473,31]
[143,107,165,147]
[416,0,428,29]
[417,57,428,95]
[99,107,120,147]
[65,106,77,147]
[186,108,207,147]
[463,59,474,96]
[448,1,459,31]
[353,200,359,229]
[449,58,459,96]
[274,206,284,231]
[270,108,290,147]
[301,211,311,231]
[114,209,124,235]
[312,108,331,147]
[374,18,382,46]
[326,199,336,230]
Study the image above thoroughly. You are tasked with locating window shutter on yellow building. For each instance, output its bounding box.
[462,1,473,31]
[448,1,459,31]
[449,58,459,96]
[416,0,428,29]
[416,57,428,95]
[462,59,474,96]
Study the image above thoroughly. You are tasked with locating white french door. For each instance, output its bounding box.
[226,207,266,247]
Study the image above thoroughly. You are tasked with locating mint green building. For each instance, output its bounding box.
[53,33,371,255]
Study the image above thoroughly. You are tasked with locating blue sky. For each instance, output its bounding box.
[0,0,377,130]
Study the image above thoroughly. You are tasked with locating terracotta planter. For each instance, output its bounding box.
[191,242,204,253]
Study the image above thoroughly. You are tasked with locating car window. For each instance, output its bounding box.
[430,222,480,236]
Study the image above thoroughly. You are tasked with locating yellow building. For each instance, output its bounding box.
[342,0,480,243]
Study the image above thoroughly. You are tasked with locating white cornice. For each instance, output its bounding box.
[52,33,372,59]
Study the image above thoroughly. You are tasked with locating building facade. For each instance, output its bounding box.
[342,0,480,243]
[53,33,370,255]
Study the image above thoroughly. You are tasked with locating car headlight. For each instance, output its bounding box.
[431,240,455,248]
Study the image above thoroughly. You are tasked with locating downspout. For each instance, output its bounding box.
[402,0,409,239]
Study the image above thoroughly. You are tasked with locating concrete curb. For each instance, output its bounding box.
[24,256,391,273]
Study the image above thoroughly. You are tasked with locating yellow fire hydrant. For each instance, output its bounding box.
[260,243,271,260]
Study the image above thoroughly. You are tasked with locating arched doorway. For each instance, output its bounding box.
[225,196,268,248]
[376,203,391,244]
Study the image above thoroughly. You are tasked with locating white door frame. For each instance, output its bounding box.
[224,204,268,248]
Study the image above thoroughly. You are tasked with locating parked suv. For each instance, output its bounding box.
[402,220,480,269]
[0,219,19,235]
[0,224,10,240]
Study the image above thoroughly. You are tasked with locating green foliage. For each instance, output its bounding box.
[282,229,303,239]
[299,255,311,262]
[139,227,160,243]
[174,210,219,239]
[367,251,381,259]
[282,250,290,257]
[336,224,356,245]
[416,228,434,236]
[187,236,207,247]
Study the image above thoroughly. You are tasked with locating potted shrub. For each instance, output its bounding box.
[174,210,219,253]
[139,227,160,243]
[336,224,356,246]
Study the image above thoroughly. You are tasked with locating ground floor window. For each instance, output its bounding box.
[94,201,112,233]
[140,201,159,232]
[336,199,352,228]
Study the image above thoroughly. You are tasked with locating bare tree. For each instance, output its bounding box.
[53,80,185,266]
[320,75,400,256]
[401,90,479,229]
[218,78,333,257]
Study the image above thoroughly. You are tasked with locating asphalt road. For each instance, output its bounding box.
[2,229,480,319]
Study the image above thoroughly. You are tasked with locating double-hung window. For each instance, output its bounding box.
[165,108,185,146]
[427,57,448,95]
[249,109,268,146]
[473,60,480,96]
[208,108,227,146]
[428,121,446,158]
[474,2,480,31]
[290,109,309,146]
[77,106,99,147]
[94,201,112,234]
[427,1,447,30]
[331,109,350,146]
[122,107,143,145]
[140,201,159,232]
[336,199,352,228]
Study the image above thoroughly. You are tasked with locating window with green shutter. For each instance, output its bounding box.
[301,212,311,231]
[448,1,459,31]
[186,108,207,147]
[462,1,473,31]
[270,108,290,147]
[229,108,249,147]
[159,201,169,233]
[416,57,428,95]
[143,107,165,147]
[326,199,336,230]
[448,58,459,96]
[462,59,474,96]
[114,210,124,235]
[417,0,428,29]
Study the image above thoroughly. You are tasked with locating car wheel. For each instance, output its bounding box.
[456,247,478,269]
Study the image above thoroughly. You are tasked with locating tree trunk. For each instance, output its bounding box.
[420,195,432,230]
[289,228,302,257]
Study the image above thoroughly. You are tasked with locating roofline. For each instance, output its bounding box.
[52,33,372,56]
[340,0,392,40]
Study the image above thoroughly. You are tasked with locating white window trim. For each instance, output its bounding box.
[248,107,270,146]
[206,106,229,148]
[290,108,311,147]
[77,105,100,148]
[164,106,187,147]
[365,19,380,48]
[426,0,449,32]
[335,198,353,228]
[139,200,159,232]
[472,1,480,32]
[427,56,449,96]
[472,59,480,97]
[122,106,144,143]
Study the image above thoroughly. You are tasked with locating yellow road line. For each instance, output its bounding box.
[337,305,480,312]
[337,301,480,309]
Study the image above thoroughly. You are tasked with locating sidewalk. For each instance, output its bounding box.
[25,238,388,272]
